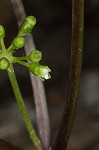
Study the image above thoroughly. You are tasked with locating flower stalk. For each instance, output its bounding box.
[7,64,43,150]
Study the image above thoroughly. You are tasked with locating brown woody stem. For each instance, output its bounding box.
[53,0,84,149]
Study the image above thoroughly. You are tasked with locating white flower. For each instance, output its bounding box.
[39,66,51,80]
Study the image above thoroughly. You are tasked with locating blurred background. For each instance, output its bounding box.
[0,0,99,150]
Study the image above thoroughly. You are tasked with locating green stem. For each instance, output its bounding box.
[0,39,6,52]
[53,0,84,150]
[7,64,43,150]
[7,45,14,52]
[16,60,29,67]
[15,56,29,61]
[12,57,29,67]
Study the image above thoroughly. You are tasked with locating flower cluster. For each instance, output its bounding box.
[0,16,51,81]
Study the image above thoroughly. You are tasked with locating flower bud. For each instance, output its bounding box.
[12,36,25,49]
[18,16,36,36]
[0,57,10,70]
[29,50,42,62]
[0,25,5,39]
[29,63,51,80]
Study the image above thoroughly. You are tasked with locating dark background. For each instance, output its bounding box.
[0,0,99,150]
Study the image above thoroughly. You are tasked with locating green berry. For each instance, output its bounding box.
[29,63,51,80]
[18,16,36,36]
[0,57,10,70]
[0,25,5,39]
[12,36,25,49]
[29,50,42,62]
